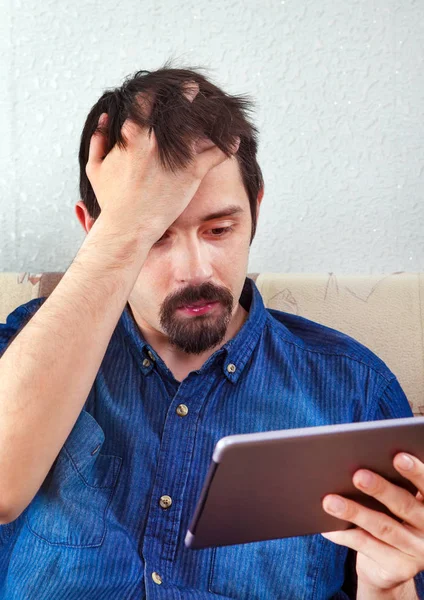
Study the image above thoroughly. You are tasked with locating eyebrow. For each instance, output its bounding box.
[199,205,244,222]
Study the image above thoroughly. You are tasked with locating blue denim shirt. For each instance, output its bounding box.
[1,276,423,599]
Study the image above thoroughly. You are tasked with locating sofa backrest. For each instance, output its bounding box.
[1,271,423,415]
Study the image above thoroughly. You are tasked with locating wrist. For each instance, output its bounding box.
[86,216,154,261]
[72,217,152,286]
[96,213,156,245]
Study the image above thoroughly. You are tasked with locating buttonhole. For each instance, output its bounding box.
[91,444,101,456]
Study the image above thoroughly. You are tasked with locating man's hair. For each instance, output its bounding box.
[78,61,264,243]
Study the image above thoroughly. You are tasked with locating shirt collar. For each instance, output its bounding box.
[119,276,268,384]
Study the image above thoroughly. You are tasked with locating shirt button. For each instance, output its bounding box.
[159,495,172,509]
[176,404,189,417]
[152,572,162,585]
[227,363,236,373]
[147,350,156,362]
[142,358,151,367]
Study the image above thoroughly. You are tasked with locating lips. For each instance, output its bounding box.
[179,300,215,309]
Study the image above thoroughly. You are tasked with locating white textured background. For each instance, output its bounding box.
[0,0,423,274]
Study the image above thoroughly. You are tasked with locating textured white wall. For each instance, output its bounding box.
[0,0,423,274]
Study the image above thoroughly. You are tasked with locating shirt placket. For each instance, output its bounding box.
[142,369,216,594]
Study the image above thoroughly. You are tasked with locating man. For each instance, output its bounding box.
[0,64,423,599]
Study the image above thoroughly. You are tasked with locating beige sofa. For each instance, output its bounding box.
[1,271,423,416]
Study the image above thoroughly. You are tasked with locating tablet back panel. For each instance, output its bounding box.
[186,418,424,549]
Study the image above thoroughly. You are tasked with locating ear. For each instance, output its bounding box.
[256,186,264,217]
[75,201,96,234]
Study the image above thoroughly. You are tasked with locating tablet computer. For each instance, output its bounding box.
[185,416,424,549]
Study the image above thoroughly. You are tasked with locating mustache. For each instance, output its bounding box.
[164,283,233,311]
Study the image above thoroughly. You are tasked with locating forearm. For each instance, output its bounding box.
[0,216,151,523]
[357,579,418,600]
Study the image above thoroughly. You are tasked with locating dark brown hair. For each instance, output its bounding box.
[78,60,264,243]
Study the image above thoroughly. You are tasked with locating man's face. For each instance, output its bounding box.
[128,155,258,355]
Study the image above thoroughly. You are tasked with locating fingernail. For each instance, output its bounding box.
[358,470,374,488]
[397,453,414,470]
[324,496,346,515]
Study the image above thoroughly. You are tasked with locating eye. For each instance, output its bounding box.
[209,226,234,237]
[154,226,234,246]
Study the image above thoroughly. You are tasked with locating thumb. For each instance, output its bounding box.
[87,113,109,168]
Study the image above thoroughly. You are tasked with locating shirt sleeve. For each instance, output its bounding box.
[372,375,414,421]
[0,299,45,359]
[373,377,424,599]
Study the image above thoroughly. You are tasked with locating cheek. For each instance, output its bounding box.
[138,253,172,291]
[212,247,246,274]
[140,235,249,280]
[225,238,249,261]
[131,266,164,308]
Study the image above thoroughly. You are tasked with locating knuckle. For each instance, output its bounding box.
[381,562,414,584]
[343,502,357,521]
[181,80,199,103]
[351,528,369,550]
[375,519,395,539]
[376,566,397,585]
[85,161,94,177]
[121,119,139,142]
[370,476,385,496]
[398,491,418,516]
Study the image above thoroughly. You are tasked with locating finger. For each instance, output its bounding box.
[192,136,215,154]
[119,114,158,158]
[193,135,240,155]
[321,528,416,584]
[352,466,424,530]
[87,113,108,168]
[393,453,424,498]
[181,80,200,103]
[193,144,232,178]
[322,494,422,557]
[120,117,148,146]
[194,135,240,176]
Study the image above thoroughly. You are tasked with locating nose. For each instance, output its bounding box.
[172,234,214,286]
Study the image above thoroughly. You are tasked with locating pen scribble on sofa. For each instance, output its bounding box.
[1,271,423,415]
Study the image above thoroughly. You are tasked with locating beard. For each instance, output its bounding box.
[159,281,234,355]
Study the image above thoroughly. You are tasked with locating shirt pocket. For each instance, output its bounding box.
[25,410,122,548]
